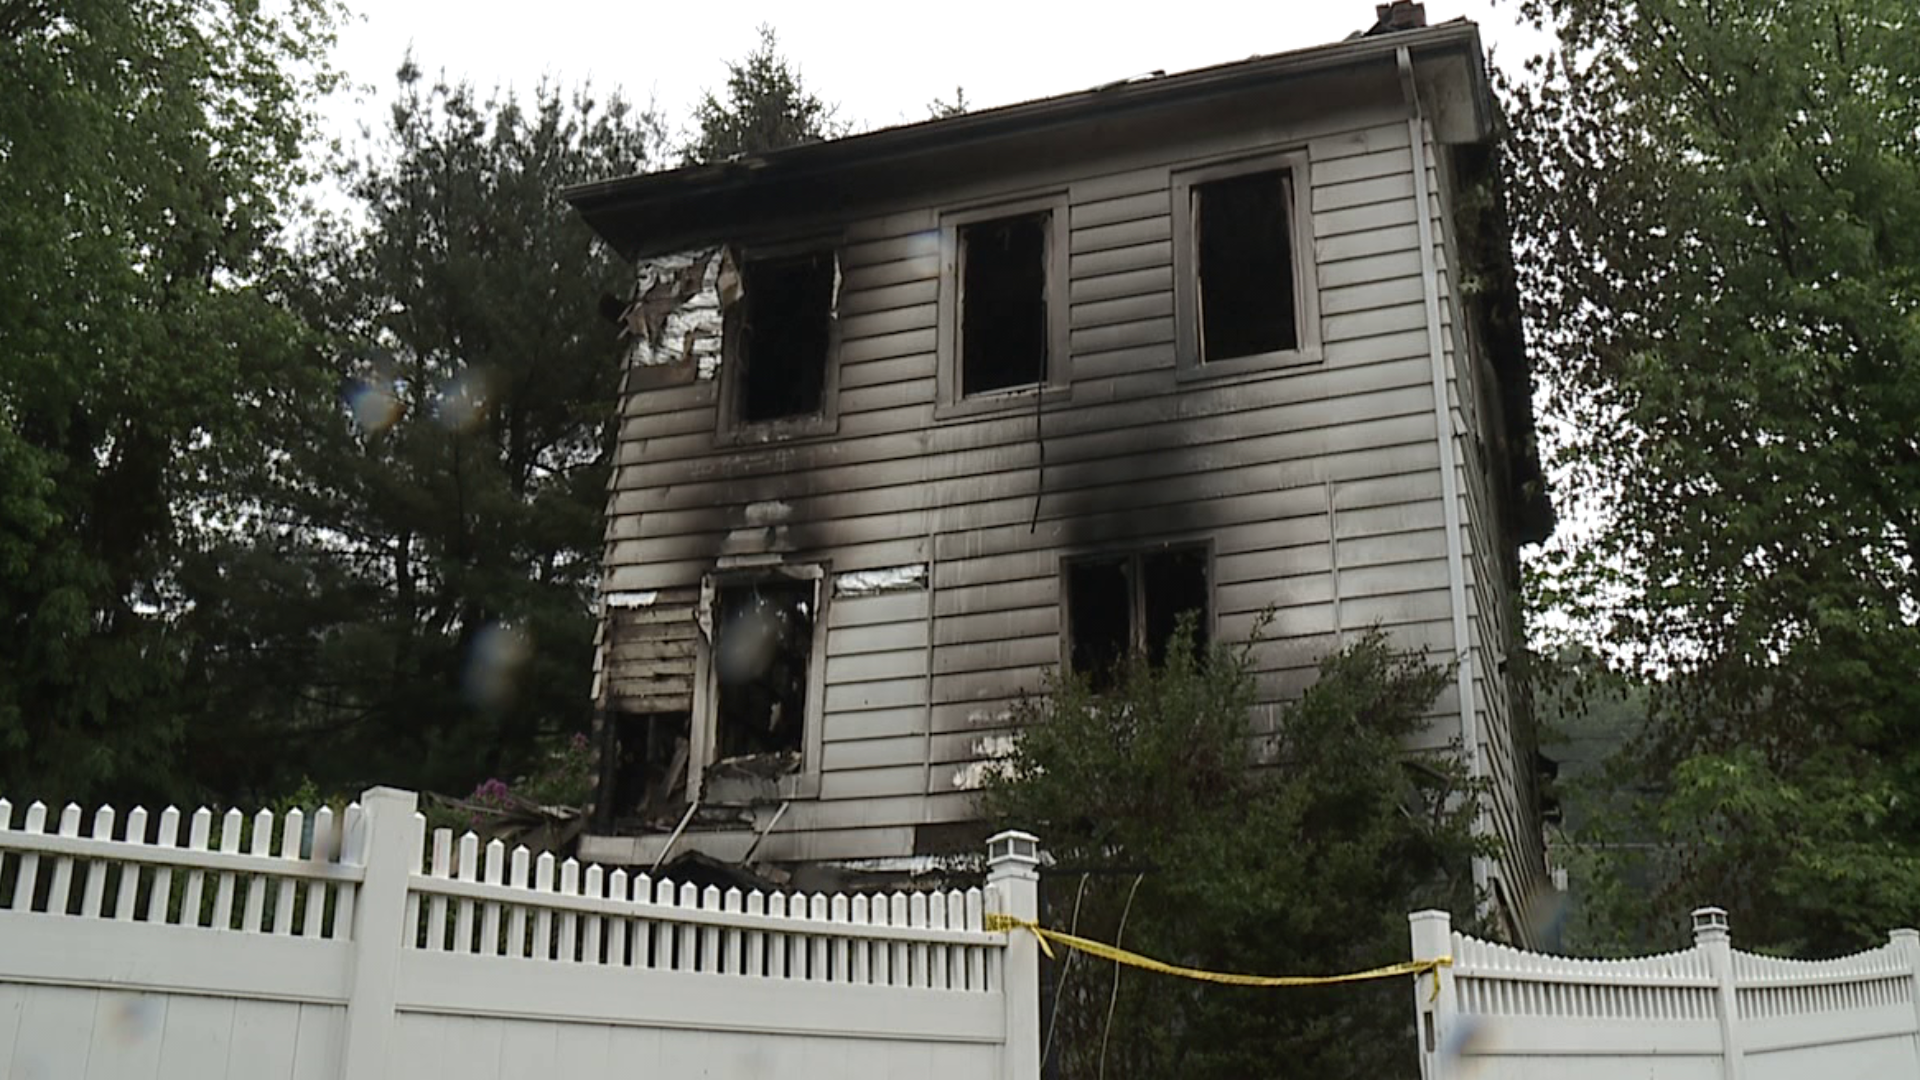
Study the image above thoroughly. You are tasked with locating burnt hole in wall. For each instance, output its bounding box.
[960,212,1049,394]
[604,711,691,828]
[713,580,814,761]
[737,251,835,422]
[1196,169,1298,361]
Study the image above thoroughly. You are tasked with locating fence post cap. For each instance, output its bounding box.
[1691,906,1730,941]
[985,831,1039,861]
[357,787,419,811]
[1889,928,1920,945]
[985,831,1041,875]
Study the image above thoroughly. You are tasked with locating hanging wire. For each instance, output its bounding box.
[1029,371,1047,534]
[1041,871,1092,1068]
[1098,873,1147,1080]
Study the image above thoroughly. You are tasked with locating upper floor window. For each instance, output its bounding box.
[720,245,840,441]
[937,195,1069,416]
[1172,152,1320,377]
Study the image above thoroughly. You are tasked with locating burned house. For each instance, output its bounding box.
[565,8,1555,933]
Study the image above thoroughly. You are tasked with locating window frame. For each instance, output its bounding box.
[1171,151,1322,380]
[687,563,830,800]
[715,237,845,446]
[1060,541,1216,681]
[935,192,1072,419]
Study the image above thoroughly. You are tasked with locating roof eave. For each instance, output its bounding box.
[565,22,1492,257]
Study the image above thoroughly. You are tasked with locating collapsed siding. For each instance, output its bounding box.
[593,109,1539,891]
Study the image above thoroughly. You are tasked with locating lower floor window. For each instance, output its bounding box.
[712,579,816,760]
[1065,546,1211,689]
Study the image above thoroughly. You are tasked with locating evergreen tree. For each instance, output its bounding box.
[184,66,662,800]
[683,26,840,164]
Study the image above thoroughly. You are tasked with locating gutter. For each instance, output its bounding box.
[1400,46,1494,913]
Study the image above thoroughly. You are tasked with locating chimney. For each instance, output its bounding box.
[1368,1,1428,34]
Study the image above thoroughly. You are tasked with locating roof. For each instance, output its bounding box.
[565,20,1495,261]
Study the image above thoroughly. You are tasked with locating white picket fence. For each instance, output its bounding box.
[0,786,1042,1080]
[1410,907,1920,1079]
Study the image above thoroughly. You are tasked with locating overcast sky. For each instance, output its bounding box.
[323,1,1554,159]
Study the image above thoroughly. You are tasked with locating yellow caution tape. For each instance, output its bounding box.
[984,913,1452,1000]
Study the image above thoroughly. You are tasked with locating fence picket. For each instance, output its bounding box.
[909,891,931,989]
[242,809,273,932]
[0,799,9,911]
[746,890,767,977]
[808,894,830,982]
[425,829,452,952]
[583,865,604,964]
[722,888,744,975]
[12,802,46,913]
[114,807,147,922]
[767,892,790,979]
[212,807,242,929]
[872,893,893,986]
[633,873,656,969]
[144,807,179,924]
[559,860,581,962]
[699,886,721,973]
[182,808,214,926]
[608,869,630,966]
[507,847,530,958]
[533,853,556,961]
[929,892,950,989]
[303,806,333,938]
[81,806,113,918]
[47,804,81,916]
[456,833,479,954]
[830,895,851,984]
[850,895,871,985]
[967,888,987,990]
[482,839,505,956]
[675,883,698,972]
[273,809,302,934]
[889,893,911,987]
[333,802,362,938]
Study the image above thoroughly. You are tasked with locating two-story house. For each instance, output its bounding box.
[565,6,1554,939]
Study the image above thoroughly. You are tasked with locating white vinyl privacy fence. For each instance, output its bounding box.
[0,787,1042,1080]
[1410,906,1920,1079]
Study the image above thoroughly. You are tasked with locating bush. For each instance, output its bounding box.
[982,621,1485,1079]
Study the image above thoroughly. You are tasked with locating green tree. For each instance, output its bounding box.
[982,624,1481,1079]
[181,65,662,800]
[0,0,339,804]
[683,26,839,164]
[1507,0,1920,953]
[927,86,970,119]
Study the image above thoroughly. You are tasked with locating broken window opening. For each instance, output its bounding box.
[1143,547,1210,667]
[1194,169,1298,362]
[736,251,835,422]
[960,212,1049,395]
[712,579,815,763]
[1066,546,1211,690]
[602,711,692,830]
